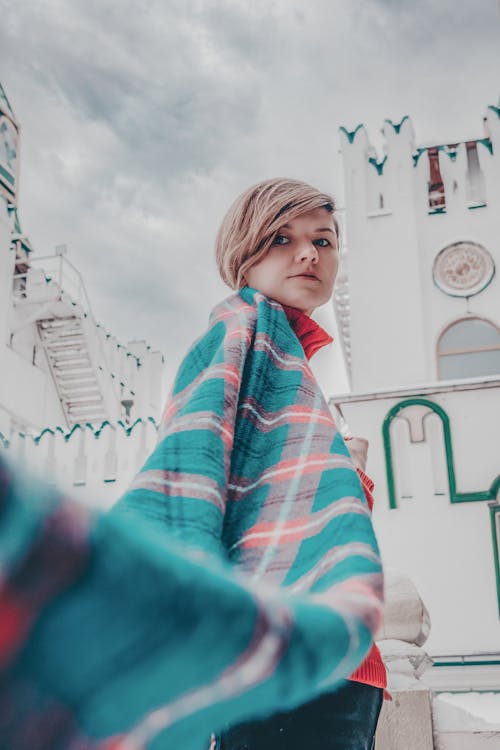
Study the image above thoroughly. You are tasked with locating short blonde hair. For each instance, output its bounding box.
[215,177,338,290]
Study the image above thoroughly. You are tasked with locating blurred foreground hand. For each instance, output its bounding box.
[0,456,382,750]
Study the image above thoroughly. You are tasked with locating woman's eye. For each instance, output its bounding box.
[314,238,330,247]
[273,235,290,246]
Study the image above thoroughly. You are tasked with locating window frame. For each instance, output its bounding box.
[436,316,500,380]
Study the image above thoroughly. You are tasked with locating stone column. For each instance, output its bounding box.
[375,571,434,750]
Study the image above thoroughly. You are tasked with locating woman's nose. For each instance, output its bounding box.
[296,243,319,263]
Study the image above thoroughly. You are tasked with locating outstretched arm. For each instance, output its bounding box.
[0,456,382,750]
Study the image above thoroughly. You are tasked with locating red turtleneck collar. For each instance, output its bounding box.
[282,305,333,360]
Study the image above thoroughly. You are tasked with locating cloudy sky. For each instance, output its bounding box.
[1,0,499,383]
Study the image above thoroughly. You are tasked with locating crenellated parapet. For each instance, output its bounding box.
[340,106,499,221]
[337,104,500,394]
[93,323,165,421]
[0,417,160,509]
[339,115,417,218]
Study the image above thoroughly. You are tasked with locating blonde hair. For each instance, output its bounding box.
[215,178,338,290]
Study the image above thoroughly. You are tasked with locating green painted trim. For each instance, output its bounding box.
[434,690,500,695]
[384,116,409,134]
[368,155,387,175]
[95,323,141,364]
[2,418,161,449]
[433,270,496,299]
[34,427,55,444]
[0,179,15,201]
[383,409,398,510]
[64,424,83,442]
[434,659,500,667]
[428,207,447,215]
[442,145,460,162]
[490,505,500,618]
[412,148,426,166]
[339,124,364,144]
[488,105,500,119]
[93,420,114,439]
[0,82,16,120]
[477,137,493,155]
[126,417,153,435]
[383,398,500,510]
[443,145,458,162]
[0,162,14,186]
[11,207,22,233]
[413,138,493,168]
[468,203,487,210]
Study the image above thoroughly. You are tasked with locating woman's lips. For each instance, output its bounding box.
[291,273,319,280]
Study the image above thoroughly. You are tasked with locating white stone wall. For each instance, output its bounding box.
[340,109,500,393]
[1,417,159,510]
[333,378,500,655]
[1,246,166,433]
[340,119,427,392]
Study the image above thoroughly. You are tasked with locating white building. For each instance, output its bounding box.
[0,82,165,503]
[1,79,500,746]
[334,107,500,746]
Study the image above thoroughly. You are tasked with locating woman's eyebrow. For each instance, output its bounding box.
[280,224,336,234]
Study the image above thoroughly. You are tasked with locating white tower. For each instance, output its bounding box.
[332,107,500,678]
[337,108,500,392]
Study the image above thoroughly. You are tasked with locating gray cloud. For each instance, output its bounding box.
[2,1,266,194]
[1,0,499,384]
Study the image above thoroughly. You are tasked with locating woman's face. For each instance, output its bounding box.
[244,207,339,315]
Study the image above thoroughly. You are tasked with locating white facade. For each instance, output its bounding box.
[2,79,500,746]
[333,106,500,745]
[337,109,500,392]
[0,84,166,462]
[334,379,500,655]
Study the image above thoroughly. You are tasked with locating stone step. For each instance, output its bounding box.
[66,398,104,409]
[59,385,100,397]
[45,336,86,349]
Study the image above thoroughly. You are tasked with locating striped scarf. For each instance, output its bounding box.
[0,288,383,750]
[116,286,382,595]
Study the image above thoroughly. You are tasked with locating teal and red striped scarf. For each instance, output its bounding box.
[0,287,383,749]
[116,286,382,593]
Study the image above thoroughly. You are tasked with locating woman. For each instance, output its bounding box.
[0,180,383,750]
[115,178,386,749]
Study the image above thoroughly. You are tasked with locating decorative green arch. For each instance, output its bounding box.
[383,397,500,509]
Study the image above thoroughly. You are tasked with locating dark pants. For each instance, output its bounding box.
[219,681,383,750]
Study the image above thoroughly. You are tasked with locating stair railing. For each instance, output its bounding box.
[12,254,124,422]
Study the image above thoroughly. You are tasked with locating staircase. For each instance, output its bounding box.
[38,316,109,427]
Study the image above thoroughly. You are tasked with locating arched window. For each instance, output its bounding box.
[438,317,500,379]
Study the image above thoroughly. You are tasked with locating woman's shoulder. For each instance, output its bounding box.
[173,293,256,389]
[208,290,257,328]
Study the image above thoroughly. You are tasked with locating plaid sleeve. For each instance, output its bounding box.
[0,455,383,750]
[112,302,252,557]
